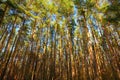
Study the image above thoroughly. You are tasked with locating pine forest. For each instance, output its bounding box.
[0,0,120,80]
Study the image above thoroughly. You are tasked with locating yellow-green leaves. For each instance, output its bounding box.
[24,41,29,47]
[97,1,109,13]
[58,0,74,15]
[6,0,39,19]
